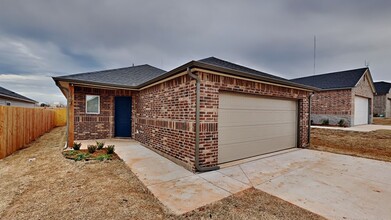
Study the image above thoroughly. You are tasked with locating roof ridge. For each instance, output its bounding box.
[198,56,286,80]
[292,67,368,80]
[57,64,165,78]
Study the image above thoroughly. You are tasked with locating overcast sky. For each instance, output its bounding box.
[0,0,390,104]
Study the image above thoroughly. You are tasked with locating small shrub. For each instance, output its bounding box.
[96,154,112,161]
[96,141,105,150]
[75,153,90,161]
[338,119,345,127]
[106,145,115,154]
[87,145,97,154]
[64,150,77,156]
[73,142,81,150]
[321,119,329,125]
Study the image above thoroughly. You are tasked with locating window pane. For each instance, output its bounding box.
[86,95,99,113]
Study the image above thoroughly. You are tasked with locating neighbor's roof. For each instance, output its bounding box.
[53,64,166,87]
[374,81,391,95]
[291,68,369,90]
[54,57,318,91]
[0,86,37,103]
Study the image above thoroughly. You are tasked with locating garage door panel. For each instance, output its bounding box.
[219,123,296,145]
[218,136,296,163]
[354,96,369,125]
[218,92,297,163]
[221,95,297,111]
[219,109,297,126]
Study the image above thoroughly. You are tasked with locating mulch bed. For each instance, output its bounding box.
[62,149,121,161]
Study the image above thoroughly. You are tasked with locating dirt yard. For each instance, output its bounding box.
[311,128,391,162]
[0,127,324,220]
[373,117,391,125]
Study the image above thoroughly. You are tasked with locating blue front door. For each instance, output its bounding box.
[115,97,132,137]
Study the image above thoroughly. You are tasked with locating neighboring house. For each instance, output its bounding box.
[292,68,375,127]
[53,57,316,171]
[0,86,37,107]
[374,81,391,118]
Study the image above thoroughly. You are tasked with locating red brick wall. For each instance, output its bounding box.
[73,71,311,171]
[196,72,311,168]
[73,86,133,140]
[133,75,197,170]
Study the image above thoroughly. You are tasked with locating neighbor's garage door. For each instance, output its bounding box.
[218,92,298,163]
[354,96,369,125]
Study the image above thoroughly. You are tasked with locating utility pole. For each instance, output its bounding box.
[313,35,316,75]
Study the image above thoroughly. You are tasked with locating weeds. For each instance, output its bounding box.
[96,154,112,161]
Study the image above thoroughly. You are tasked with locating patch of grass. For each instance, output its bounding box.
[75,153,90,161]
[373,117,391,125]
[310,128,391,162]
[95,154,112,161]
[63,150,77,156]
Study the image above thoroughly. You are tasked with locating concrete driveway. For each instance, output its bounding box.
[77,139,391,219]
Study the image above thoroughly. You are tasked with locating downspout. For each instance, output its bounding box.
[56,82,70,149]
[307,92,315,147]
[187,67,219,172]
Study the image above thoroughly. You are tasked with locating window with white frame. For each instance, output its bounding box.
[86,95,100,114]
[6,101,11,106]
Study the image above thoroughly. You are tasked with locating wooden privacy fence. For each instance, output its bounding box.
[54,108,67,127]
[0,106,56,159]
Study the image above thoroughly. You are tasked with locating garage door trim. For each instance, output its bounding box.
[218,92,299,164]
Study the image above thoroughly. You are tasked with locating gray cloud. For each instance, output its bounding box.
[0,0,390,103]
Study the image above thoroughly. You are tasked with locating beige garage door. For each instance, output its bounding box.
[354,96,369,125]
[218,92,298,163]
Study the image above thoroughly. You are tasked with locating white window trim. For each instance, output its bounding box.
[6,101,11,106]
[85,95,100,114]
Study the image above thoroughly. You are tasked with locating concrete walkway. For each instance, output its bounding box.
[77,139,391,219]
[77,139,250,214]
[312,124,391,132]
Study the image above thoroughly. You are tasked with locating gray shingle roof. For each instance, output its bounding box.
[54,57,317,91]
[374,81,391,95]
[198,57,286,81]
[291,68,368,90]
[0,86,37,103]
[55,64,166,87]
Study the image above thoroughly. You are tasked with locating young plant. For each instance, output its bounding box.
[106,145,115,154]
[96,141,105,150]
[96,154,112,161]
[321,119,330,125]
[87,145,97,154]
[75,153,90,161]
[64,150,77,156]
[338,119,346,127]
[73,142,82,150]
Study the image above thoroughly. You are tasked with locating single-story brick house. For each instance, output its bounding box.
[374,81,391,118]
[0,86,37,107]
[292,68,375,127]
[53,57,316,171]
